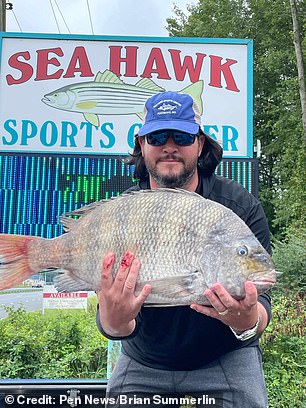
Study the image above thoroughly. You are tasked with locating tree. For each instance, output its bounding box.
[289,0,306,137]
[167,0,306,236]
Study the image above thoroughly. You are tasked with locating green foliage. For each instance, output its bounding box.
[261,292,306,408]
[0,295,305,407]
[166,0,306,237]
[166,5,306,406]
[272,229,306,294]
[0,302,107,379]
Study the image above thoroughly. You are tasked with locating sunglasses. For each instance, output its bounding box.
[145,130,198,146]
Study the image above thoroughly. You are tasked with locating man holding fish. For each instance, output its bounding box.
[96,91,274,407]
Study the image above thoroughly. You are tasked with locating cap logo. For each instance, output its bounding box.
[154,99,181,116]
[137,91,202,137]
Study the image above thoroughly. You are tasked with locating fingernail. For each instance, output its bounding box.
[104,253,114,268]
[133,259,140,267]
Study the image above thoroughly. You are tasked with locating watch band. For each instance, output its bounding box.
[229,315,261,341]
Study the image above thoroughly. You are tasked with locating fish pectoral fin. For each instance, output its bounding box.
[95,70,125,85]
[137,270,202,297]
[76,101,98,110]
[54,271,93,292]
[135,77,165,92]
[179,81,204,115]
[83,113,100,127]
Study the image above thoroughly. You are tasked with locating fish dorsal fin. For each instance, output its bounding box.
[61,200,105,220]
[135,77,165,92]
[59,200,106,230]
[179,80,204,115]
[95,70,124,85]
[59,216,78,232]
[122,187,203,200]
[60,188,203,231]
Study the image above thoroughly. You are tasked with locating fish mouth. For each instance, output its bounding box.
[248,269,277,289]
[41,96,53,105]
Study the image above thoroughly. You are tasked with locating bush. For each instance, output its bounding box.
[0,302,107,379]
[272,230,306,294]
[0,294,305,407]
[261,292,306,408]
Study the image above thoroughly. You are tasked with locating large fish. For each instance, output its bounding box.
[41,69,204,127]
[0,189,276,306]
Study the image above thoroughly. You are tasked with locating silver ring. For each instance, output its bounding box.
[218,309,229,316]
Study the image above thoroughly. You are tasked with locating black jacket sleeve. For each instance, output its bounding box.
[96,304,140,340]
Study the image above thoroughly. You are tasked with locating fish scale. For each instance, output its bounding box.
[0,189,276,305]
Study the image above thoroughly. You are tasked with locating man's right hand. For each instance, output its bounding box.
[96,251,152,337]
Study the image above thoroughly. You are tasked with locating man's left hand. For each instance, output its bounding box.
[190,281,261,333]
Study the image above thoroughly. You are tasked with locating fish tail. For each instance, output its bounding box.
[0,234,40,290]
[179,80,204,115]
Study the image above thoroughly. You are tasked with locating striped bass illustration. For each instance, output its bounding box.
[41,69,204,127]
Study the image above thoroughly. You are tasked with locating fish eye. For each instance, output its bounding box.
[237,246,248,256]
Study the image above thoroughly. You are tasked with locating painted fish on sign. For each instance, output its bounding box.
[41,69,203,126]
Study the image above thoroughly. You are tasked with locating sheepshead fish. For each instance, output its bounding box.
[0,189,276,306]
[41,69,203,127]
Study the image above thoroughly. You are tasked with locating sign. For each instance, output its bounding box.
[42,285,88,312]
[0,33,253,158]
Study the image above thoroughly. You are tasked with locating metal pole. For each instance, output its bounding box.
[0,0,6,32]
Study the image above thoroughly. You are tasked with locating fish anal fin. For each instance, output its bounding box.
[54,271,94,292]
[83,113,100,127]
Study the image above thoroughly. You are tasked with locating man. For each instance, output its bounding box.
[96,91,271,408]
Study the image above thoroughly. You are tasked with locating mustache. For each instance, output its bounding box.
[157,155,184,162]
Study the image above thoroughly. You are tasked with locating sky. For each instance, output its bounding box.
[6,0,193,37]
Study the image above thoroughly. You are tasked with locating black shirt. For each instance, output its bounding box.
[97,173,272,370]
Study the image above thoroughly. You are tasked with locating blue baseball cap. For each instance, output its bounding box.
[138,91,202,136]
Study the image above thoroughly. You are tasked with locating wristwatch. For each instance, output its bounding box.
[229,315,261,341]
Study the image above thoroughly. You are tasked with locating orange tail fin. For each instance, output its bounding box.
[0,234,39,290]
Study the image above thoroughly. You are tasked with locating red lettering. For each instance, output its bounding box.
[169,50,206,82]
[141,48,171,79]
[6,51,33,85]
[209,55,240,92]
[63,46,94,78]
[35,47,64,81]
[109,46,138,77]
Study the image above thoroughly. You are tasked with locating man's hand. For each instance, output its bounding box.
[190,282,268,334]
[96,251,152,337]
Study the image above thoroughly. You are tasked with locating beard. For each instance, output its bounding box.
[144,155,198,188]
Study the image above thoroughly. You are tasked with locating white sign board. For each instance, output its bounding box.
[0,33,253,158]
[43,285,88,312]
